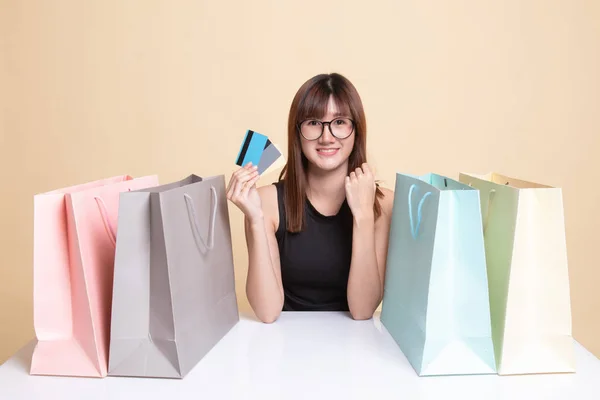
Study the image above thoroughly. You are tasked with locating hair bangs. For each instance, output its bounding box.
[296,83,353,123]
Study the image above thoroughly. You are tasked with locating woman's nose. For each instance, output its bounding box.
[319,124,335,143]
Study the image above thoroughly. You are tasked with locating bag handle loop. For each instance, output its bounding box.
[408,184,432,239]
[184,186,218,254]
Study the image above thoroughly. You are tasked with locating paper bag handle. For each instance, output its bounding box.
[94,196,117,246]
[467,183,496,233]
[184,186,218,254]
[483,189,496,233]
[408,184,432,239]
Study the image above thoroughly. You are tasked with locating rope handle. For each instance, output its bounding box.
[408,184,432,239]
[184,186,218,254]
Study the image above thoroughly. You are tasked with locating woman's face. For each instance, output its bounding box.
[299,96,355,174]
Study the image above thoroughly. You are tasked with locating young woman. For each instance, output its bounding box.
[227,73,394,323]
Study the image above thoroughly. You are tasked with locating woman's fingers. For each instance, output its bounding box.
[238,169,258,184]
[228,164,257,199]
[231,178,246,201]
[228,164,248,193]
[232,170,259,200]
[236,166,257,183]
[242,174,261,194]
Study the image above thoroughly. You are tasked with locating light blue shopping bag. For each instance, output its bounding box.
[380,173,496,376]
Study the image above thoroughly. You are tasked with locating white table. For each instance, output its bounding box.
[2,312,600,400]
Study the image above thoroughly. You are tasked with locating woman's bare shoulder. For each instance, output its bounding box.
[257,184,278,204]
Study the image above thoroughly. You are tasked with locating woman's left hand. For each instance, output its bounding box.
[345,163,376,221]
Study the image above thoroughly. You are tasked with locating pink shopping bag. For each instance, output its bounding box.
[30,174,159,378]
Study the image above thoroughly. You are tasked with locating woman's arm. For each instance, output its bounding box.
[227,165,284,323]
[244,185,284,323]
[345,164,394,319]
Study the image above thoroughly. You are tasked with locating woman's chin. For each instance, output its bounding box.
[308,157,348,174]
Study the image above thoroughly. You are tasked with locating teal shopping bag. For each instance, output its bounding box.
[380,173,496,376]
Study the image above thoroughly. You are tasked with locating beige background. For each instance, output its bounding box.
[1,0,599,364]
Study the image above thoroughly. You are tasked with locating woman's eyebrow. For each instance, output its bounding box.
[333,111,350,117]
[303,111,350,120]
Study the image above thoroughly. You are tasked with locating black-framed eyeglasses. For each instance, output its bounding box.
[298,117,355,141]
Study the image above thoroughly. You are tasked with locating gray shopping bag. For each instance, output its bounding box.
[107,174,239,378]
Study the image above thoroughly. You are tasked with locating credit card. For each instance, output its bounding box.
[257,141,283,174]
[261,143,286,176]
[235,129,269,167]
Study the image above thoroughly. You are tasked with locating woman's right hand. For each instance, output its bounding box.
[226,163,263,221]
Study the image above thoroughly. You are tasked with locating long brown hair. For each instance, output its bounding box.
[278,73,384,233]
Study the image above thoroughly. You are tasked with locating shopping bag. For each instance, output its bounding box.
[381,172,496,376]
[458,172,575,375]
[107,174,239,379]
[30,174,160,377]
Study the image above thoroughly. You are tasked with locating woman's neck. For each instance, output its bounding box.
[305,164,348,216]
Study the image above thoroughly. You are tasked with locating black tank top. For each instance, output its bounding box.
[274,180,353,311]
